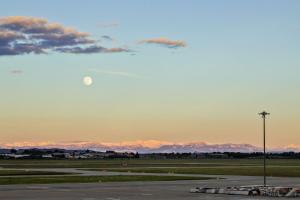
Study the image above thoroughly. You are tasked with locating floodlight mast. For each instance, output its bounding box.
[259,111,270,187]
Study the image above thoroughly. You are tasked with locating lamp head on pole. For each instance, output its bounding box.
[259,111,270,118]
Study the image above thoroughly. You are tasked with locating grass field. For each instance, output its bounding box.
[1,159,300,177]
[1,159,300,168]
[0,170,72,176]
[94,166,300,177]
[0,175,212,185]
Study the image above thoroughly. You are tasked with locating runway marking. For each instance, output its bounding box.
[57,189,71,192]
[241,198,265,200]
[26,186,49,190]
[141,193,153,196]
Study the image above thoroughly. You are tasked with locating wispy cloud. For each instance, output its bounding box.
[88,68,142,79]
[140,37,187,48]
[10,69,23,74]
[101,35,114,41]
[97,22,119,28]
[0,16,129,56]
[56,46,129,54]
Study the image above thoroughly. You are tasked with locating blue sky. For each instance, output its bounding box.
[0,0,300,147]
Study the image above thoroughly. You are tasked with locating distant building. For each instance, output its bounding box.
[42,154,53,158]
[3,154,30,158]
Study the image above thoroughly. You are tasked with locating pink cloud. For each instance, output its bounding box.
[140,37,187,48]
[0,16,129,55]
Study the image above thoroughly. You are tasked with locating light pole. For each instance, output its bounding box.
[259,111,270,187]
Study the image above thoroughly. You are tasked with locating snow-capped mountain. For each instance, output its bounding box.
[1,140,298,153]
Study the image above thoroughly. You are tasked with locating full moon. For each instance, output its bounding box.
[83,76,93,86]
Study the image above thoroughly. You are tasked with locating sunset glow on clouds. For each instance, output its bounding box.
[140,37,187,48]
[0,16,129,55]
[0,16,185,55]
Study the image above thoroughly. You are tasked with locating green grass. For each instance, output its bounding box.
[1,159,300,177]
[94,166,300,177]
[1,159,300,168]
[0,170,72,176]
[0,175,212,185]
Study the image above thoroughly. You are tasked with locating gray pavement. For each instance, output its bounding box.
[0,168,300,199]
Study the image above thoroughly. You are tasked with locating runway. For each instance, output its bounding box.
[0,170,300,200]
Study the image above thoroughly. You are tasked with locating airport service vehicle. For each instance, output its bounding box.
[190,185,300,197]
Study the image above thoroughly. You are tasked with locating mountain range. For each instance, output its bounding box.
[1,140,299,153]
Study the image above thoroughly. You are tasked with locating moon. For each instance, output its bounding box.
[83,76,93,86]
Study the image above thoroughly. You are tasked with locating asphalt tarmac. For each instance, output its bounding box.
[0,170,300,200]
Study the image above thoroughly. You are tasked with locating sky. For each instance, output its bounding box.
[1,0,300,149]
